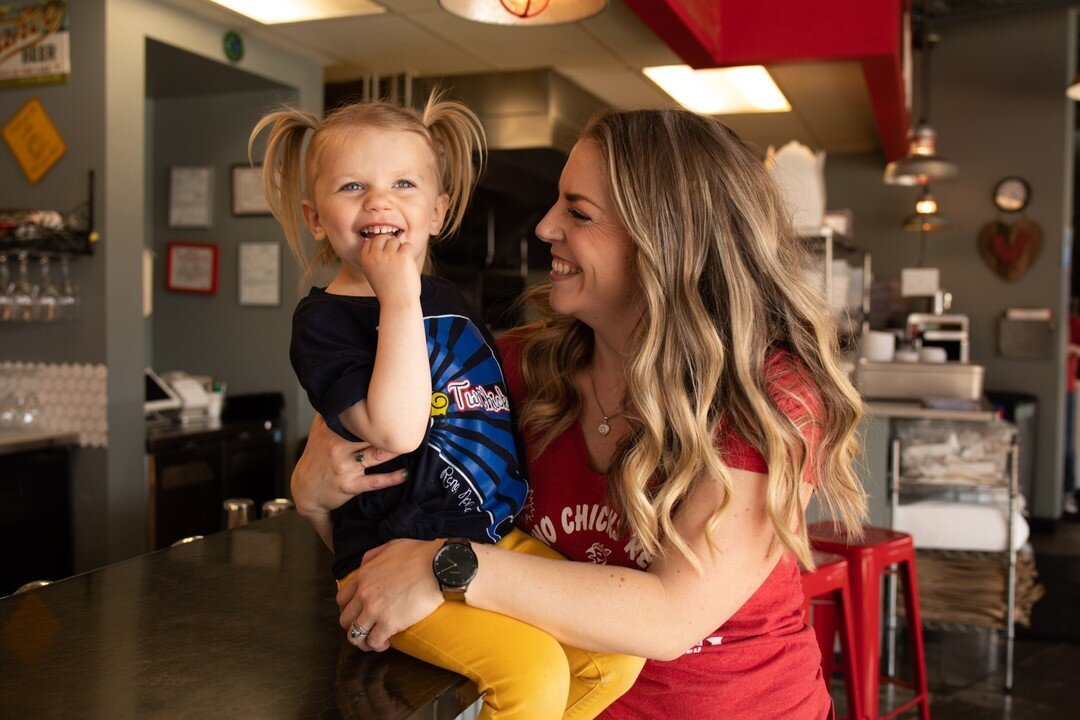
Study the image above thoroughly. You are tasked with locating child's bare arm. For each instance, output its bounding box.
[339,236,431,454]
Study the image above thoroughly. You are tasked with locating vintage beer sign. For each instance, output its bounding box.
[0,1,69,89]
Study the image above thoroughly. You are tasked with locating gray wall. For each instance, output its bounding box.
[0,0,109,570]
[826,8,1075,518]
[149,87,304,452]
[0,0,321,572]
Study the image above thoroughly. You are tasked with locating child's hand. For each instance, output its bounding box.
[358,234,421,303]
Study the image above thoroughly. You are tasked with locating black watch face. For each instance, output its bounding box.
[434,543,477,587]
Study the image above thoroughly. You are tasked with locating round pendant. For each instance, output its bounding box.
[598,422,610,436]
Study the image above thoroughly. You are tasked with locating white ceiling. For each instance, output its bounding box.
[161,0,880,154]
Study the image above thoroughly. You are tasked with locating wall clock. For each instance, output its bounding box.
[993,176,1031,213]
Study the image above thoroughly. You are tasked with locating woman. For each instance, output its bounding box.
[292,108,867,719]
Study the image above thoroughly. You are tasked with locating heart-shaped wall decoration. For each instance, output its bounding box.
[977,218,1043,282]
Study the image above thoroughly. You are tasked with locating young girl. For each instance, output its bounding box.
[249,96,643,720]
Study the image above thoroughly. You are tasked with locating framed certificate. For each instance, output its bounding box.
[166,242,219,295]
[239,241,281,306]
[168,166,214,228]
[232,164,271,216]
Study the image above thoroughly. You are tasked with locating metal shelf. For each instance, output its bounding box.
[889,437,1020,691]
[0,170,97,258]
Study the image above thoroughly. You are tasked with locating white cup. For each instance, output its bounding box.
[860,330,895,362]
[206,393,224,419]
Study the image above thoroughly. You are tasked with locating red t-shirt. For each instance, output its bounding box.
[498,336,832,720]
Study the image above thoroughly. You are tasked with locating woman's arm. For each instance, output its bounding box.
[341,467,796,660]
[291,414,406,550]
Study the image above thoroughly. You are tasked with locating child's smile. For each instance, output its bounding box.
[302,126,449,288]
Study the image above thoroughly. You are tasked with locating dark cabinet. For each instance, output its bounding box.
[0,447,73,596]
[147,420,284,550]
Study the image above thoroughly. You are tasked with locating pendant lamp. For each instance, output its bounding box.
[439,0,607,26]
[903,185,949,232]
[884,0,958,186]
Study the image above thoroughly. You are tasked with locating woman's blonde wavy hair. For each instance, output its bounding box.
[248,93,485,278]
[507,108,866,570]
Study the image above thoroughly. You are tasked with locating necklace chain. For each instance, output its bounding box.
[589,366,624,436]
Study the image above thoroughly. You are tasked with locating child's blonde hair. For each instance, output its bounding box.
[249,93,486,278]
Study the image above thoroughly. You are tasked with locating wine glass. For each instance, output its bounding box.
[58,255,79,321]
[0,369,17,431]
[11,252,38,322]
[37,255,60,322]
[0,253,12,322]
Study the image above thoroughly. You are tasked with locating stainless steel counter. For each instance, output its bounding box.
[866,400,997,423]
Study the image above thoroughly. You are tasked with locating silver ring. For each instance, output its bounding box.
[349,622,370,640]
[353,450,365,466]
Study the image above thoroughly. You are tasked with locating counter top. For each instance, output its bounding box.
[865,399,998,423]
[0,512,477,719]
[0,429,79,456]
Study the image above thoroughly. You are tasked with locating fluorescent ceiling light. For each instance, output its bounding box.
[207,0,385,25]
[643,65,790,114]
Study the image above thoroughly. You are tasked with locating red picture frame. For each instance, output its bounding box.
[166,242,219,295]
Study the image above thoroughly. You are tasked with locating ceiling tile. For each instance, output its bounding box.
[281,13,491,74]
[407,9,620,70]
[558,67,674,109]
[713,112,819,155]
[769,62,879,154]
[579,0,681,69]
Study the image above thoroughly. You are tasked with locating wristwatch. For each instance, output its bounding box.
[433,538,478,601]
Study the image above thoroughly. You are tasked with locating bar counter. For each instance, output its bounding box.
[0,512,477,719]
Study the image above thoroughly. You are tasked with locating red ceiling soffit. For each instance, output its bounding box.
[623,0,911,160]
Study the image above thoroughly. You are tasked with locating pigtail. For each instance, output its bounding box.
[248,109,320,272]
[421,93,486,239]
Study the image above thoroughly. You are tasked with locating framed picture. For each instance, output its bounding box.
[239,241,281,306]
[168,166,214,228]
[232,164,271,216]
[166,242,219,295]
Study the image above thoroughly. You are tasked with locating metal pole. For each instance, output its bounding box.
[886,438,901,677]
[1005,442,1018,691]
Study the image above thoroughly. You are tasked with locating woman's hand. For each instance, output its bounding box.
[291,414,406,549]
[336,538,443,652]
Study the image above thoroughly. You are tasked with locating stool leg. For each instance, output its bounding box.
[849,556,882,720]
[836,583,863,720]
[900,558,931,720]
[812,599,838,683]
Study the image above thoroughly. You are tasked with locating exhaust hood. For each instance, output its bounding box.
[416,69,608,154]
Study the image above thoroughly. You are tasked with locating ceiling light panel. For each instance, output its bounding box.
[207,0,385,25]
[643,65,791,115]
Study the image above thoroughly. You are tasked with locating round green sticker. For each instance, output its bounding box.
[223,31,243,62]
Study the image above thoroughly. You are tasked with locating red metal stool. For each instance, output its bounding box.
[800,551,862,720]
[809,524,930,720]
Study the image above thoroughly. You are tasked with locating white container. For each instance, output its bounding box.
[860,331,895,362]
[919,347,948,363]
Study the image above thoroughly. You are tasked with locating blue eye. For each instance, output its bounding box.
[339,182,361,192]
[394,179,416,189]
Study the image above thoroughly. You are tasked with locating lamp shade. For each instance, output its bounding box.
[903,211,949,232]
[1068,72,1080,101]
[883,123,958,186]
[439,0,607,25]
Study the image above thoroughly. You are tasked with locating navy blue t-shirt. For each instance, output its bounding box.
[290,276,528,579]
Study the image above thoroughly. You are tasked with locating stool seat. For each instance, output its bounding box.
[808,524,931,720]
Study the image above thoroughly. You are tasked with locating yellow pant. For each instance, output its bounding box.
[338,529,644,720]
